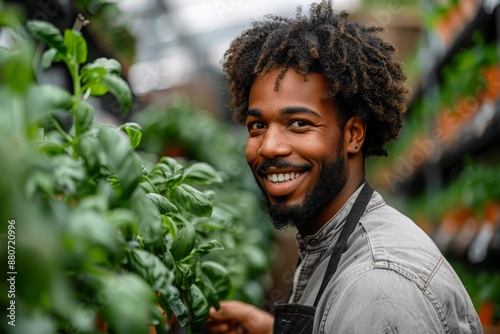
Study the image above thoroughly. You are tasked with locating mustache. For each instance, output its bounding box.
[256,159,313,174]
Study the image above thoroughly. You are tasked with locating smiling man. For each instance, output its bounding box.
[246,69,358,237]
[207,1,482,333]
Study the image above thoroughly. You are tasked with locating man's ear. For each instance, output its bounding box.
[343,116,366,154]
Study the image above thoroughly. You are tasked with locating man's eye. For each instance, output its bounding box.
[249,122,265,130]
[290,120,309,127]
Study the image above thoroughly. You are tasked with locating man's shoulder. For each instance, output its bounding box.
[357,193,444,283]
[316,267,448,334]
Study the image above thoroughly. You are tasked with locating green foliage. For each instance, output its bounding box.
[427,160,500,220]
[404,160,500,223]
[440,33,497,109]
[0,14,270,334]
[28,20,131,113]
[134,101,275,306]
[74,0,137,65]
[450,261,500,311]
[421,0,459,29]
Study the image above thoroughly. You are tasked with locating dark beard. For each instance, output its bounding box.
[256,145,348,231]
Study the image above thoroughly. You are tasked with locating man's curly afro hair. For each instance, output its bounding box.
[221,0,411,157]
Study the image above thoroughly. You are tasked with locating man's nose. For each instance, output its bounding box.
[257,126,292,159]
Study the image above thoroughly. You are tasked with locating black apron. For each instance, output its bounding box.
[273,184,374,334]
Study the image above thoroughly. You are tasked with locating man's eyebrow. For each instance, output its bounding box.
[245,107,322,118]
[282,106,321,118]
[246,108,261,117]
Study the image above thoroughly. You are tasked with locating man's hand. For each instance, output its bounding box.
[206,301,274,334]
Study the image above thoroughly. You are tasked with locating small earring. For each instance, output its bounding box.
[354,146,358,150]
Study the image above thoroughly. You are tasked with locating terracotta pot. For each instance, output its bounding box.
[455,96,480,123]
[447,5,463,40]
[435,208,473,252]
[481,65,500,102]
[484,201,500,223]
[436,15,453,46]
[96,312,108,331]
[435,110,462,142]
[478,300,495,328]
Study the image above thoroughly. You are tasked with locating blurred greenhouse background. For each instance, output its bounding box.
[1,0,500,332]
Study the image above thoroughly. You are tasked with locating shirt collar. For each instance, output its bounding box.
[296,183,366,254]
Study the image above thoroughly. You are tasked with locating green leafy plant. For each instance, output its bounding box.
[423,0,459,31]
[440,32,498,109]
[428,160,500,220]
[133,99,275,307]
[0,12,268,334]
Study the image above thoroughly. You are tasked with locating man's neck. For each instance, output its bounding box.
[296,177,366,237]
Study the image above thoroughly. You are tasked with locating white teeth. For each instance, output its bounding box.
[267,172,301,183]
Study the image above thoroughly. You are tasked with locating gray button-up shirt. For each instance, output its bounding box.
[288,185,482,333]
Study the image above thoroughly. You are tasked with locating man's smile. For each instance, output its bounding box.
[256,165,309,198]
[256,160,312,198]
[265,172,302,183]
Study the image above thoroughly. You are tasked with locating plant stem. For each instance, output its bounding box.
[143,176,160,194]
[71,63,81,99]
[50,115,73,142]
[63,57,81,102]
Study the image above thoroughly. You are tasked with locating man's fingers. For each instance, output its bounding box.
[206,320,231,333]
[210,301,261,318]
[208,301,273,334]
[206,318,249,334]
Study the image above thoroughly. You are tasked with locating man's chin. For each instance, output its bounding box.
[267,202,306,230]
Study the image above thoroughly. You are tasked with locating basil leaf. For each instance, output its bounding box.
[187,284,210,331]
[174,262,195,290]
[83,57,122,75]
[162,215,178,239]
[183,240,223,261]
[81,58,123,96]
[201,261,232,300]
[161,248,175,271]
[100,273,157,334]
[101,73,132,114]
[41,48,58,70]
[109,208,137,229]
[52,155,85,195]
[75,131,100,173]
[64,29,87,64]
[27,20,66,53]
[119,122,142,148]
[161,157,184,187]
[81,66,107,96]
[182,162,223,185]
[170,184,212,217]
[147,193,178,215]
[169,221,195,261]
[24,84,73,126]
[74,100,93,134]
[1,42,33,92]
[0,47,16,65]
[67,209,120,256]
[99,127,143,197]
[131,188,163,244]
[128,249,175,294]
[159,286,189,327]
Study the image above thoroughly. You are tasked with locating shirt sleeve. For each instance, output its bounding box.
[316,268,446,334]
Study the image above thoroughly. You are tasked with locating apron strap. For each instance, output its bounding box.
[313,183,374,307]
